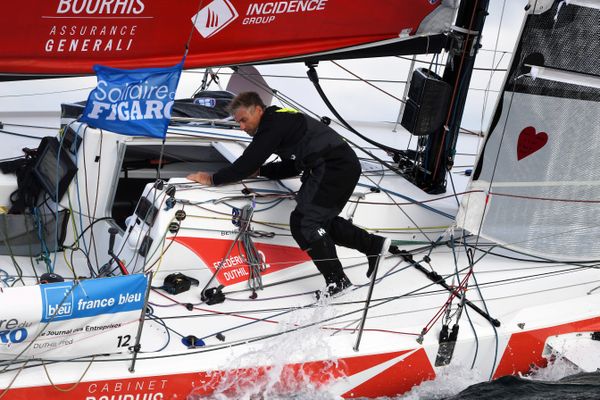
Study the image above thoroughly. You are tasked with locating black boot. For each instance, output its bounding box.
[329,217,391,278]
[365,236,392,278]
[307,236,352,296]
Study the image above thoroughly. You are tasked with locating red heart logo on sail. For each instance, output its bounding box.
[517,126,548,161]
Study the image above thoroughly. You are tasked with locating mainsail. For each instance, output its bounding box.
[457,1,600,259]
[0,0,456,75]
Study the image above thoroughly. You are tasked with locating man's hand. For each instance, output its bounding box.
[186,171,213,185]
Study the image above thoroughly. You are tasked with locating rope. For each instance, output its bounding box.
[235,203,267,292]
[41,357,95,393]
[330,60,405,103]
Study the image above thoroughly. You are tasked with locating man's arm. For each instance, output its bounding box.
[187,124,282,185]
[259,159,300,180]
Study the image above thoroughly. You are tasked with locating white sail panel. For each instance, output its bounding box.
[457,92,600,259]
[457,1,600,260]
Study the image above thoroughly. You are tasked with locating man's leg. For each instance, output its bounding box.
[329,216,391,278]
[290,209,351,293]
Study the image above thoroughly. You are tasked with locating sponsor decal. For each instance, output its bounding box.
[192,0,330,38]
[242,0,328,25]
[0,275,147,360]
[85,378,168,400]
[40,274,147,322]
[42,283,75,321]
[191,0,239,38]
[44,0,147,54]
[0,328,27,344]
[171,237,312,286]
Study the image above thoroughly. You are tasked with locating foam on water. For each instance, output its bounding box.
[395,363,489,400]
[188,295,346,399]
[526,354,581,382]
[395,354,583,400]
[187,299,586,399]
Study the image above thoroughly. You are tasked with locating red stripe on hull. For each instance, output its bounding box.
[494,316,600,378]
[1,349,434,399]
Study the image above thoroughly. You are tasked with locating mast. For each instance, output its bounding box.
[416,0,490,193]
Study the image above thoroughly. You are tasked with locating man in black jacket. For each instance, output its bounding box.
[187,91,390,295]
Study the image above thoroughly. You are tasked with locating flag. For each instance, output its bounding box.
[80,62,183,139]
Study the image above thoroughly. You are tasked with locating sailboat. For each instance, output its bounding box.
[0,0,599,398]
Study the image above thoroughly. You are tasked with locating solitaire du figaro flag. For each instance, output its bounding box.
[80,62,183,138]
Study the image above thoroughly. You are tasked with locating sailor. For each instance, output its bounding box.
[187,91,390,295]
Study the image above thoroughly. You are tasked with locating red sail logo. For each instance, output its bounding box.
[192,0,238,39]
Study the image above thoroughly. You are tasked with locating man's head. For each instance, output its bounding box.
[229,92,266,136]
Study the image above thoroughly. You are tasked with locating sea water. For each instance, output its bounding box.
[188,359,600,399]
[188,296,599,399]
[398,356,600,400]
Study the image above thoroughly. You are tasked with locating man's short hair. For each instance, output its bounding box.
[228,92,266,114]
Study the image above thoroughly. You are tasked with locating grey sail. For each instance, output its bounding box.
[456,1,600,260]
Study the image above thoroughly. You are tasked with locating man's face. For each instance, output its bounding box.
[233,105,263,136]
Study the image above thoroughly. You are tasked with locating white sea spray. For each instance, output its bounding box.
[188,294,349,399]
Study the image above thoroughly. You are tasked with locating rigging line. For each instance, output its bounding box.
[84,129,102,272]
[471,265,599,293]
[0,129,43,140]
[0,360,28,400]
[230,67,317,117]
[14,269,595,371]
[143,315,171,353]
[185,68,410,84]
[360,173,436,244]
[230,64,402,163]
[480,0,508,134]
[396,54,509,71]
[467,249,499,381]
[2,122,58,131]
[330,60,405,103]
[355,182,454,220]
[459,239,600,266]
[229,64,415,179]
[468,56,523,263]
[449,235,480,369]
[63,217,113,249]
[185,0,205,53]
[0,86,95,98]
[140,202,175,272]
[448,169,462,208]
[100,270,477,363]
[75,125,92,274]
[0,217,25,287]
[41,357,95,393]
[479,52,507,144]
[197,264,423,342]
[489,191,600,204]
[306,64,404,156]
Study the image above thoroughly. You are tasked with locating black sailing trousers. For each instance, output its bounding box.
[289,143,375,285]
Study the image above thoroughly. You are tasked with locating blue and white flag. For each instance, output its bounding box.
[80,62,183,138]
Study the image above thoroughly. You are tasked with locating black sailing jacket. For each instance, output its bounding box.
[212,106,346,185]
